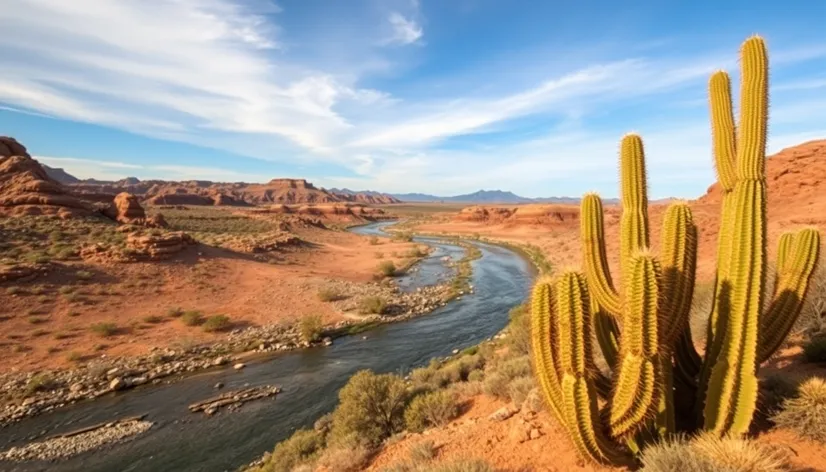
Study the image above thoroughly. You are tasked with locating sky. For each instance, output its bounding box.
[1,0,825,198]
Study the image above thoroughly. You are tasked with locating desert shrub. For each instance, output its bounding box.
[506,303,531,355]
[261,429,324,472]
[369,236,380,245]
[6,286,22,295]
[640,433,793,472]
[803,335,826,363]
[378,261,397,277]
[508,376,535,406]
[331,370,409,447]
[405,390,459,432]
[380,459,495,472]
[799,264,826,333]
[143,315,164,324]
[90,322,118,337]
[771,376,826,442]
[482,371,510,399]
[410,363,447,391]
[314,443,372,472]
[313,412,334,435]
[360,296,387,315]
[181,310,204,326]
[166,307,184,318]
[448,380,484,400]
[408,440,437,463]
[75,270,94,281]
[202,315,231,332]
[442,355,485,383]
[299,314,324,343]
[466,370,484,382]
[317,287,343,302]
[497,356,532,379]
[24,373,59,396]
[392,231,414,242]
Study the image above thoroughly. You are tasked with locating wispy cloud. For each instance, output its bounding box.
[385,12,423,45]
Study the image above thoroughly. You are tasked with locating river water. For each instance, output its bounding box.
[0,222,534,472]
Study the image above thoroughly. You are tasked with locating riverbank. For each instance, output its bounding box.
[0,224,482,429]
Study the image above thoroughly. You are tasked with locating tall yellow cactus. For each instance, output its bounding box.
[529,35,822,466]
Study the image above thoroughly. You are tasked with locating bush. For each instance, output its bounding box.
[771,377,826,442]
[143,315,164,324]
[314,443,372,472]
[331,370,409,447]
[467,370,484,382]
[203,315,231,332]
[369,236,380,245]
[508,376,535,406]
[482,371,510,399]
[317,287,343,302]
[90,322,118,337]
[167,307,184,318]
[405,390,459,432]
[24,373,59,397]
[181,310,204,326]
[803,335,826,363]
[408,440,437,463]
[299,314,324,343]
[506,303,531,355]
[383,459,495,472]
[360,296,387,315]
[640,433,793,472]
[260,429,324,472]
[378,261,397,277]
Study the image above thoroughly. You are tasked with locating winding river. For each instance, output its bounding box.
[0,222,534,472]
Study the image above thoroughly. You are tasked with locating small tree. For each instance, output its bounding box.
[299,314,324,343]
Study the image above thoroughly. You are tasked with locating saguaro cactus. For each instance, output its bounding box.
[529,35,822,466]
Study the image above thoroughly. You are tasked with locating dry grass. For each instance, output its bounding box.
[315,443,372,472]
[404,390,459,432]
[771,376,826,443]
[640,433,793,472]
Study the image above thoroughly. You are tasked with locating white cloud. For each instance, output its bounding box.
[385,13,423,45]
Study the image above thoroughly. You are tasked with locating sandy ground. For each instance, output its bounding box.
[0,227,421,374]
[365,391,826,472]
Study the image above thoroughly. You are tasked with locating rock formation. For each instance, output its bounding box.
[0,137,92,218]
[126,232,196,260]
[104,192,167,227]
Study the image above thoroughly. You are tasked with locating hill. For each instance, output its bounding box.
[390,190,619,204]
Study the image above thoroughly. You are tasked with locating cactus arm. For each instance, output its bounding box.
[555,272,633,465]
[656,359,676,437]
[529,277,566,425]
[709,70,738,191]
[659,202,698,346]
[758,229,821,362]
[581,193,623,316]
[594,308,620,370]
[609,252,662,438]
[619,134,651,292]
[703,36,769,435]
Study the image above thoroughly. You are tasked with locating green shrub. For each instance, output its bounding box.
[771,377,826,442]
[803,335,826,363]
[482,371,509,399]
[75,270,94,280]
[203,315,232,332]
[143,315,164,324]
[640,432,793,472]
[360,296,387,315]
[467,370,484,382]
[404,390,459,433]
[90,322,118,337]
[261,429,324,472]
[299,314,324,343]
[331,370,409,447]
[378,261,397,277]
[181,310,204,326]
[314,443,372,472]
[24,373,59,396]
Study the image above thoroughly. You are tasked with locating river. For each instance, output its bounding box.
[0,222,534,472]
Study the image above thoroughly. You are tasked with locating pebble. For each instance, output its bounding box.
[233,363,246,370]
[0,420,153,462]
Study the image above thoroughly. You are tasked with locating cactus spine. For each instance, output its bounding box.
[529,35,822,465]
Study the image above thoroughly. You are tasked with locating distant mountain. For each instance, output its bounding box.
[42,165,80,184]
[388,189,617,204]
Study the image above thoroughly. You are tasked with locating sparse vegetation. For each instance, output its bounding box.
[378,260,397,277]
[404,390,459,432]
[167,307,184,318]
[143,315,164,324]
[639,433,793,472]
[298,314,324,343]
[90,322,118,337]
[317,286,343,302]
[257,429,324,472]
[771,377,826,442]
[202,315,232,332]
[181,310,204,326]
[360,296,388,315]
[24,373,58,397]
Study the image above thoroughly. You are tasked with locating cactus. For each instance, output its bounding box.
[530,35,822,466]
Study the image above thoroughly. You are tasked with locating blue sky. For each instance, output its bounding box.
[1,0,825,198]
